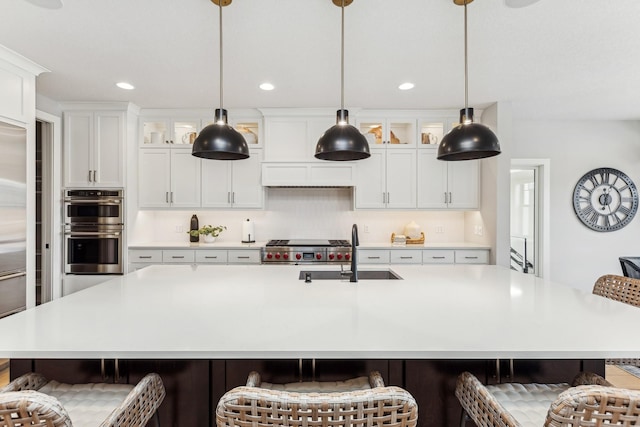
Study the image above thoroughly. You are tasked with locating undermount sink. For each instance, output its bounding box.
[298,269,402,281]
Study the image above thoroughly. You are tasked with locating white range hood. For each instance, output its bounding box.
[261,162,356,187]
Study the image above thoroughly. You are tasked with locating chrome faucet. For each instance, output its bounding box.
[350,223,359,282]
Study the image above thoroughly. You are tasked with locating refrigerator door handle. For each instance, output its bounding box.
[0,272,26,281]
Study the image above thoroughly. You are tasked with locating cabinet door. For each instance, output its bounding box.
[447,160,480,209]
[417,149,448,209]
[201,159,232,208]
[390,249,422,264]
[386,150,416,208]
[64,112,93,187]
[231,151,264,209]
[94,112,124,187]
[170,150,201,208]
[264,118,309,160]
[355,149,386,209]
[139,149,171,207]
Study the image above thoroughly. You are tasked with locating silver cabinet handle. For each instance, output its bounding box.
[449,192,452,204]
[431,256,446,259]
[166,192,169,203]
[465,256,479,259]
[382,193,386,204]
[400,256,413,259]
[170,192,174,203]
[368,256,381,259]
[88,170,93,182]
[236,256,251,259]
[227,192,230,203]
[204,256,218,259]
[232,192,235,204]
[444,192,447,203]
[138,256,152,259]
[387,192,390,204]
[171,256,185,259]
[93,170,97,182]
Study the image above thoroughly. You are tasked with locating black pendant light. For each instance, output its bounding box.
[192,0,249,160]
[437,0,500,161]
[315,0,370,162]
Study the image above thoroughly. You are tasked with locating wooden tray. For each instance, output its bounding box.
[391,232,425,245]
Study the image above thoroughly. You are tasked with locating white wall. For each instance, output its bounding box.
[129,187,468,245]
[511,119,640,291]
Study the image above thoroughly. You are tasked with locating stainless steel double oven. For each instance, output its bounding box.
[64,189,124,274]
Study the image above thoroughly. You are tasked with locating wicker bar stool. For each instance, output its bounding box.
[455,371,640,427]
[0,372,165,427]
[593,274,640,367]
[216,371,418,427]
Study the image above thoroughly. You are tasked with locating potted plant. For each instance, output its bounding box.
[189,225,226,243]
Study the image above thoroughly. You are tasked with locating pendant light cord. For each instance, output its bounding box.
[340,0,345,112]
[219,0,224,117]
[463,1,469,118]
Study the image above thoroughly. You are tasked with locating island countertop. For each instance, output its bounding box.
[0,264,638,359]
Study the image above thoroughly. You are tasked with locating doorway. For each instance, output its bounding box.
[510,159,550,278]
[35,111,62,303]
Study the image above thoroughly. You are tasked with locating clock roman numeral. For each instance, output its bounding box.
[589,176,600,187]
[587,210,599,224]
[618,205,632,216]
[601,171,610,185]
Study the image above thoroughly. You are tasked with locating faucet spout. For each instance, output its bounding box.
[350,224,359,282]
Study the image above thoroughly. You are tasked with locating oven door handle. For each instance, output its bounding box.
[65,231,121,237]
[64,199,122,204]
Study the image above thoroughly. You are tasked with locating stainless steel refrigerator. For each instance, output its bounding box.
[0,121,26,318]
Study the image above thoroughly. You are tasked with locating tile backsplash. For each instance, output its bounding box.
[129,188,469,244]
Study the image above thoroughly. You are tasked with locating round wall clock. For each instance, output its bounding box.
[573,167,639,232]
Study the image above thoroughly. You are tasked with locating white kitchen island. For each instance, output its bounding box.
[0,264,638,359]
[1,264,637,427]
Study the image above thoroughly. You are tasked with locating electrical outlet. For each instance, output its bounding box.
[477,225,483,236]
[436,225,444,234]
[175,225,184,233]
[364,224,370,233]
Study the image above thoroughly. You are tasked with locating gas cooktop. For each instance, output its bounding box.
[262,239,352,264]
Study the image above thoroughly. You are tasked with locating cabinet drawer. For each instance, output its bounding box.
[358,250,390,264]
[390,250,422,264]
[455,250,489,264]
[129,250,162,263]
[195,250,228,264]
[227,250,261,264]
[162,250,195,263]
[423,250,455,264]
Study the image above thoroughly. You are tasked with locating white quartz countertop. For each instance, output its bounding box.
[128,241,267,249]
[128,242,490,250]
[0,264,638,359]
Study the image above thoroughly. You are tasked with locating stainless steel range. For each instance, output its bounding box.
[262,239,351,264]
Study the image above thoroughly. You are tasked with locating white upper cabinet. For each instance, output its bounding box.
[355,148,416,209]
[201,149,263,209]
[0,45,47,124]
[417,147,480,209]
[138,149,201,208]
[64,110,125,188]
[262,109,334,161]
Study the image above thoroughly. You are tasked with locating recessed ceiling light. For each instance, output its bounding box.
[116,82,135,90]
[259,83,275,91]
[398,82,415,91]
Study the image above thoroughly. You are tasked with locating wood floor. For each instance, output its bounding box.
[1,359,639,390]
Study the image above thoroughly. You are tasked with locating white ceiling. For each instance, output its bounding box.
[2,0,640,120]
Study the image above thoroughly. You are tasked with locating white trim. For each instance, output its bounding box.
[0,44,49,76]
[511,158,550,279]
[36,109,62,300]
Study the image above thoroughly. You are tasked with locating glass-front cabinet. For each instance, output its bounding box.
[355,118,416,147]
[201,116,263,149]
[417,116,458,148]
[141,118,200,147]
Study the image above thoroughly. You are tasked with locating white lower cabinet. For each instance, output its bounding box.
[358,250,390,264]
[422,250,455,264]
[359,248,489,265]
[454,249,489,264]
[127,248,261,272]
[196,250,227,264]
[62,275,113,296]
[390,250,422,264]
